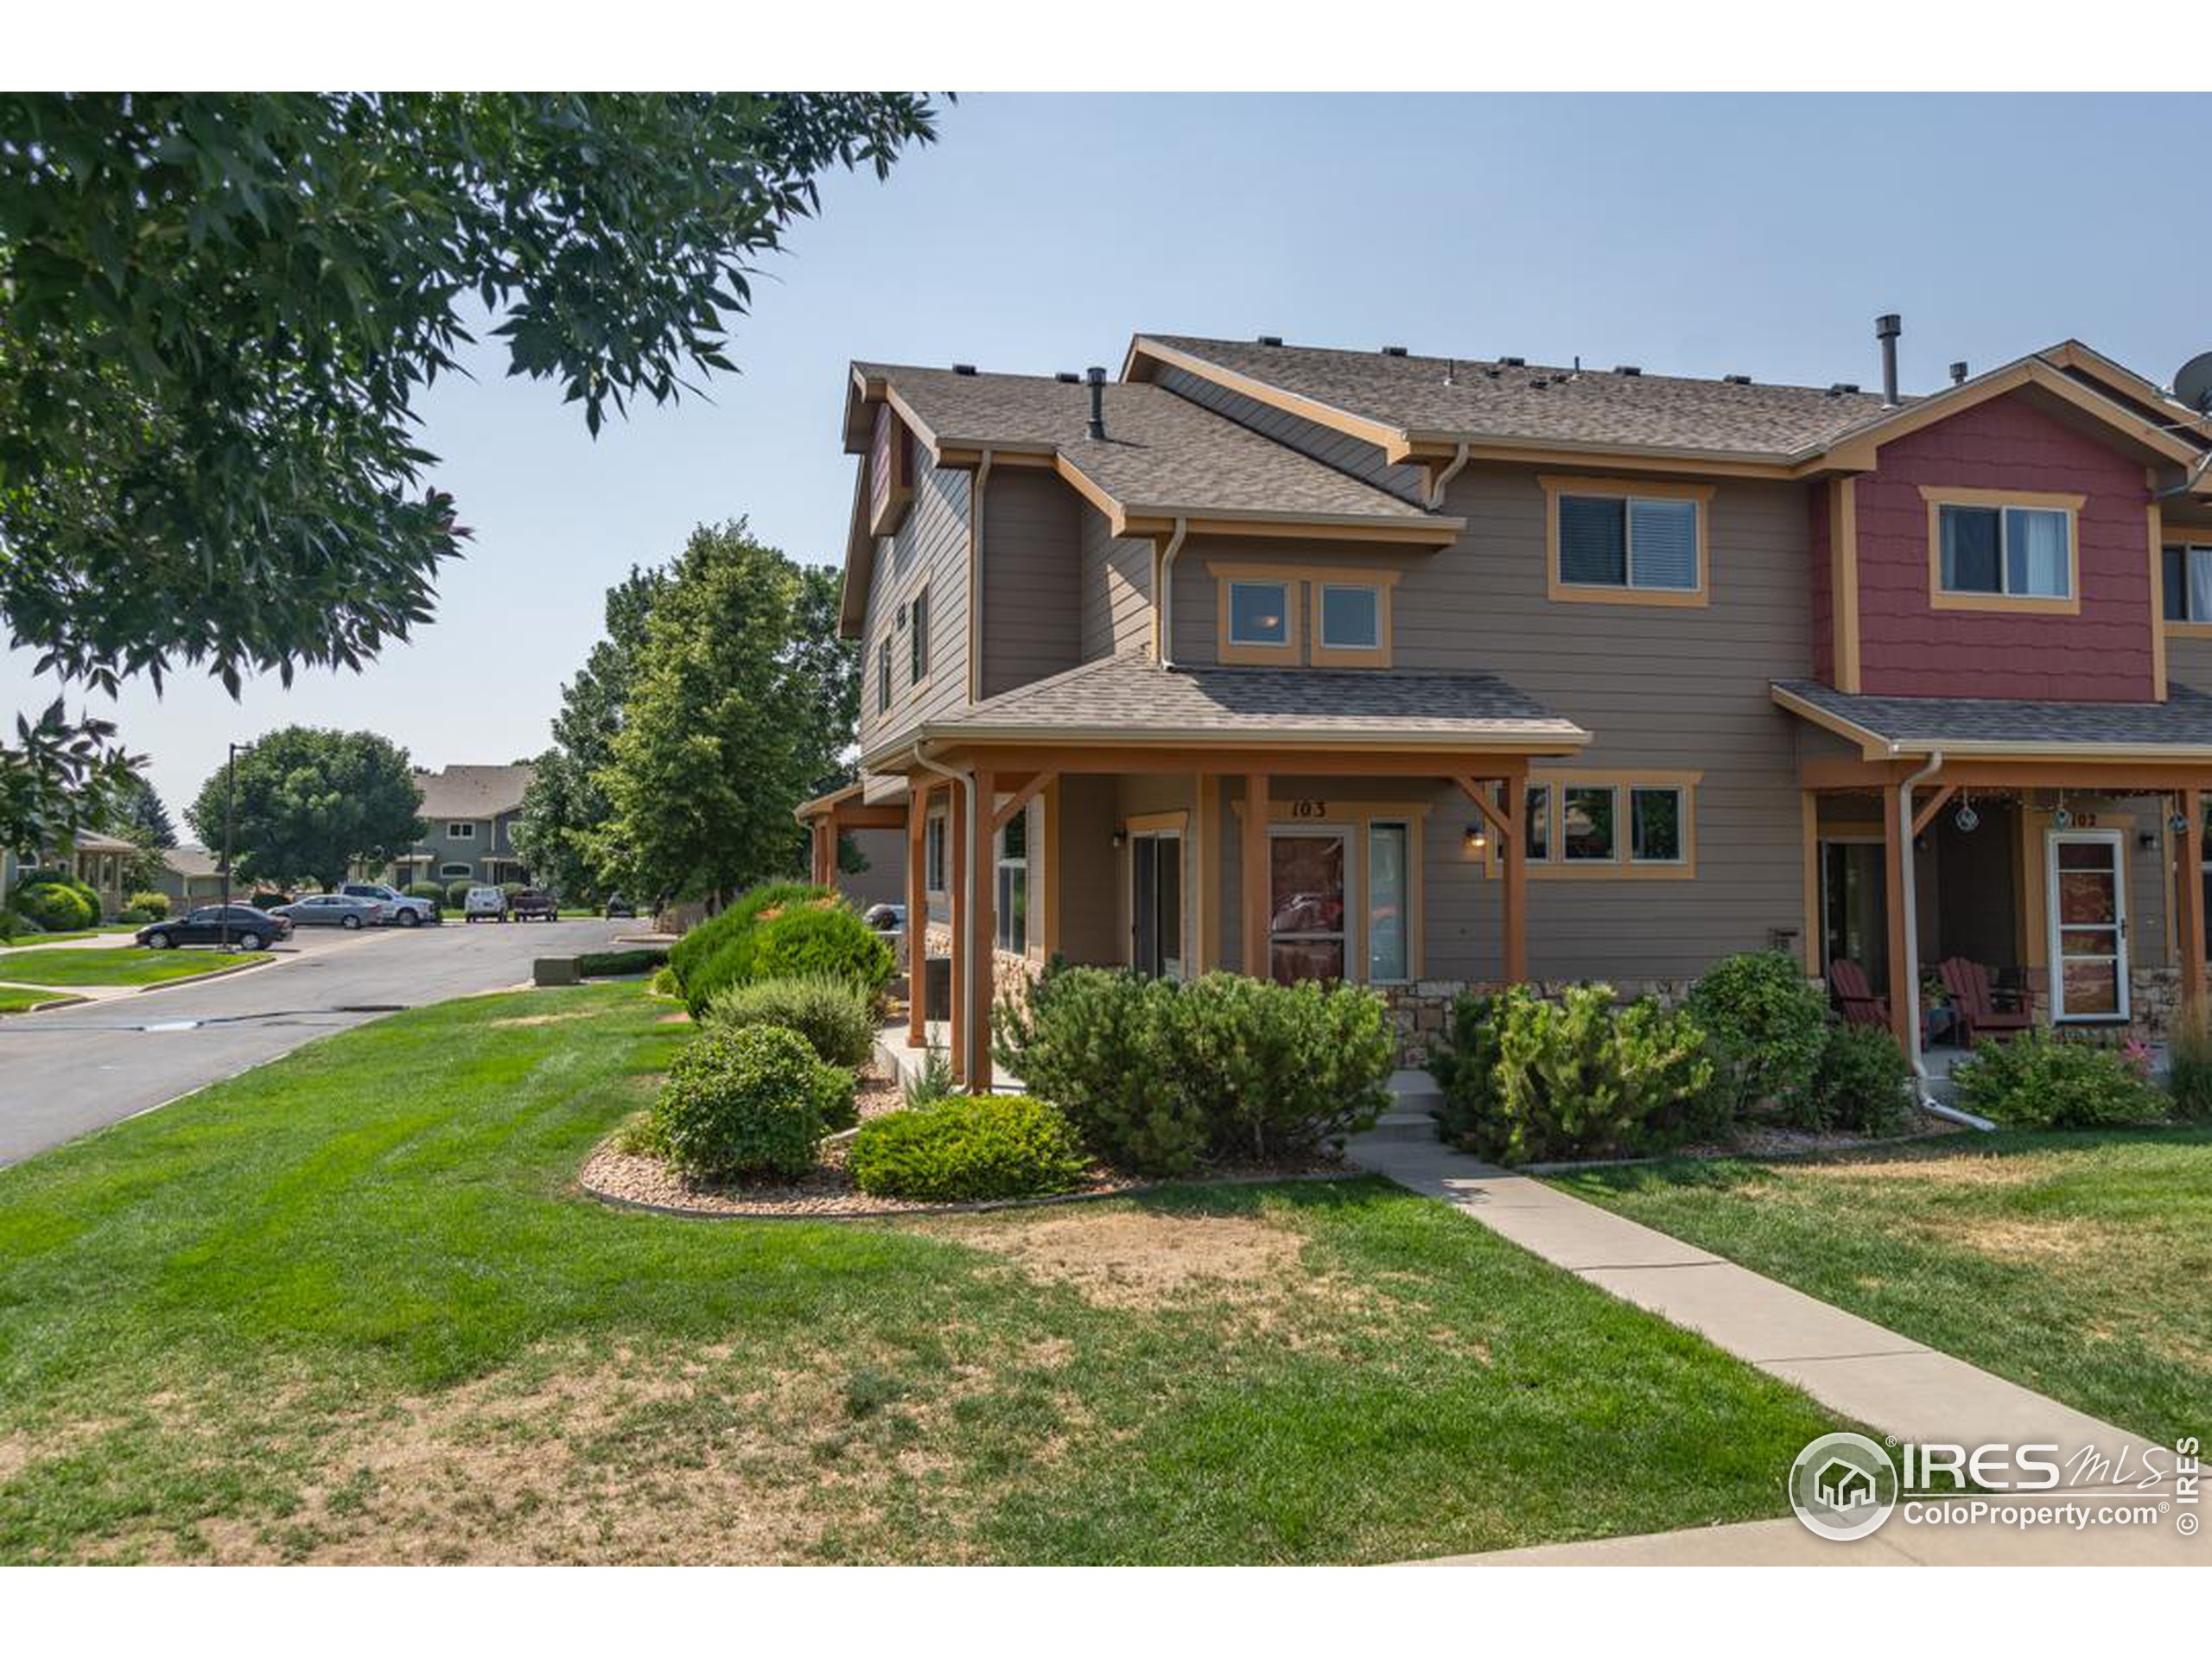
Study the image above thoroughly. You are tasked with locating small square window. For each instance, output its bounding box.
[1939,503,2070,600]
[1318,584,1380,650]
[1562,786,1617,861]
[1228,581,1291,646]
[1524,784,1549,861]
[1630,786,1683,862]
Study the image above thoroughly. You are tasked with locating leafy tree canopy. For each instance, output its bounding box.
[110,774,177,849]
[182,727,424,891]
[0,90,939,850]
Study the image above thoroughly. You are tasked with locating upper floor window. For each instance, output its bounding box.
[1210,562,1401,666]
[1312,582,1389,668]
[2164,543,2212,626]
[448,822,474,840]
[1229,581,1291,646]
[1542,476,1712,607]
[1922,486,2082,613]
[908,588,930,686]
[876,636,893,715]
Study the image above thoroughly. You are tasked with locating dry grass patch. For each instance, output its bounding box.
[918,1205,1330,1313]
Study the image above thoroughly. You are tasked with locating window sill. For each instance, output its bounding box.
[1546,580,1709,609]
[2165,621,2212,639]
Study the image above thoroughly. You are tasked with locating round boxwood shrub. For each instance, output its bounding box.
[444,879,474,910]
[404,882,446,904]
[126,890,171,920]
[1807,1022,1915,1135]
[648,1025,830,1180]
[849,1096,1090,1202]
[705,974,877,1069]
[669,880,830,996]
[1686,950,1829,1121]
[15,881,94,932]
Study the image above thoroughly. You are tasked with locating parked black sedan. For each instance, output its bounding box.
[137,905,295,951]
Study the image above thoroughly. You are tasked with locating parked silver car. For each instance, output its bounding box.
[272,893,385,930]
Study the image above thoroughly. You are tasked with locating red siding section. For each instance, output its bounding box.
[1851,392,2153,701]
[1808,480,1834,684]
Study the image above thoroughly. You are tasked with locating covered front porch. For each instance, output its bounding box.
[1779,680,2212,1065]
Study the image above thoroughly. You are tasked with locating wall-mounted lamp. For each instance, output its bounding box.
[1464,823,1489,854]
[2139,830,2162,850]
[1110,829,1127,850]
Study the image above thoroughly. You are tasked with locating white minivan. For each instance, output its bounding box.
[463,885,508,923]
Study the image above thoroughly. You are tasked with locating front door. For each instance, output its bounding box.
[1267,828,1348,983]
[2047,830,2128,1022]
[1132,832,1183,979]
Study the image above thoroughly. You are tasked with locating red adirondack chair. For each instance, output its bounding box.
[1827,959,1891,1029]
[1938,957,2033,1046]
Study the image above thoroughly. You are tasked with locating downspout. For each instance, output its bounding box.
[912,744,976,1077]
[1155,517,1189,669]
[1896,748,1992,1129]
[966,450,995,702]
[1428,441,1472,509]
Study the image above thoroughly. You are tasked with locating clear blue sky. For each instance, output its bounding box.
[7,92,2209,825]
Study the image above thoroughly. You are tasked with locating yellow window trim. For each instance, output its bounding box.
[1228,798,1430,982]
[1540,474,1714,609]
[2162,536,2212,638]
[1922,486,2085,616]
[1205,561,1402,668]
[1484,768,1702,881]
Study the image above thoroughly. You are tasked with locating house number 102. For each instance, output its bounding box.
[1289,798,1328,818]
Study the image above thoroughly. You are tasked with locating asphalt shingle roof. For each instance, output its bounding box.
[856,364,1434,523]
[1138,334,1903,458]
[920,651,1587,747]
[414,765,537,821]
[1775,679,2212,752]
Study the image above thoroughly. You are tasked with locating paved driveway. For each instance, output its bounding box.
[0,917,642,1167]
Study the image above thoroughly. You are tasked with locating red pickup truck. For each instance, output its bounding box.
[509,887,559,922]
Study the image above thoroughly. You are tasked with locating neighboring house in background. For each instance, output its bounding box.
[156,845,238,911]
[67,830,137,918]
[805,326,2212,1089]
[372,765,537,888]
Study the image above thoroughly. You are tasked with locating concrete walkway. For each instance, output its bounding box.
[1351,1090,2201,1566]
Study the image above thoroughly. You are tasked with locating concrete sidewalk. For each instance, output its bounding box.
[1350,1101,2201,1567]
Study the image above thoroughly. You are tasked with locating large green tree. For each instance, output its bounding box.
[512,565,670,899]
[0,91,940,853]
[182,728,423,892]
[599,523,840,901]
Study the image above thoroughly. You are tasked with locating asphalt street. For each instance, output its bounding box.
[0,916,640,1166]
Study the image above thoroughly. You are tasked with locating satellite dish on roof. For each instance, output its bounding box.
[2173,352,2212,414]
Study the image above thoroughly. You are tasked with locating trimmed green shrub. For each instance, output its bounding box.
[1952,1028,2166,1129]
[705,974,876,1069]
[444,879,475,910]
[404,883,446,903]
[849,1096,1090,1201]
[576,946,670,978]
[746,906,894,997]
[2167,1003,2212,1124]
[647,1025,832,1180]
[650,965,680,998]
[815,1064,860,1134]
[126,890,170,920]
[668,880,829,993]
[15,882,94,932]
[995,964,1394,1177]
[115,906,154,925]
[249,888,290,909]
[1687,950,1828,1122]
[1430,982,1721,1166]
[1808,1023,1915,1135]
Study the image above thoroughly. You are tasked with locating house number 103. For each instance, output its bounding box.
[1289,798,1328,818]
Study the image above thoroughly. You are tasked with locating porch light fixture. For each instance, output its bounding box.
[2053,805,2073,830]
[2171,810,2191,836]
[1465,823,1489,854]
[1954,799,1979,834]
[1110,829,1128,850]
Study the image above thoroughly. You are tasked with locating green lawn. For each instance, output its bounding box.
[0,946,270,988]
[0,987,83,1015]
[0,925,137,947]
[0,982,1841,1564]
[1554,1131,2212,1449]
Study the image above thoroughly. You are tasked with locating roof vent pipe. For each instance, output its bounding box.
[1876,313,1902,407]
[1084,366,1106,441]
[1949,360,1969,386]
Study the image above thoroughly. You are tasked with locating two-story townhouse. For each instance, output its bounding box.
[799,328,2212,1090]
[376,764,537,888]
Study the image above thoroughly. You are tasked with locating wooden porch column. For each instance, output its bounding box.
[969,767,996,1093]
[2181,788,2206,1019]
[1883,781,1914,1052]
[906,784,928,1049]
[1501,767,1528,983]
[810,819,833,887]
[1241,773,1270,979]
[949,779,968,1082]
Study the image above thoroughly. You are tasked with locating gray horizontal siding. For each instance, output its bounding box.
[1080,503,1154,661]
[859,463,972,757]
[979,470,1082,697]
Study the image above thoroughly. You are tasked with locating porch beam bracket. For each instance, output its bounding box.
[1910,784,1958,840]
[1452,775,1512,838]
[989,772,1054,836]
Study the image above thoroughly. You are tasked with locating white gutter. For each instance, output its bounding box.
[1428,441,1472,509]
[1897,748,1943,1096]
[912,744,976,1088]
[1155,517,1189,669]
[965,450,995,702]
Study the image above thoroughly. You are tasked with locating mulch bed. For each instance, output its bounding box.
[579,1064,1355,1220]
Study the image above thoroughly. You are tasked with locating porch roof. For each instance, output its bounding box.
[1775,678,2212,760]
[880,650,1589,759]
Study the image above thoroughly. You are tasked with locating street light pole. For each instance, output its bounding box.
[219,741,240,951]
